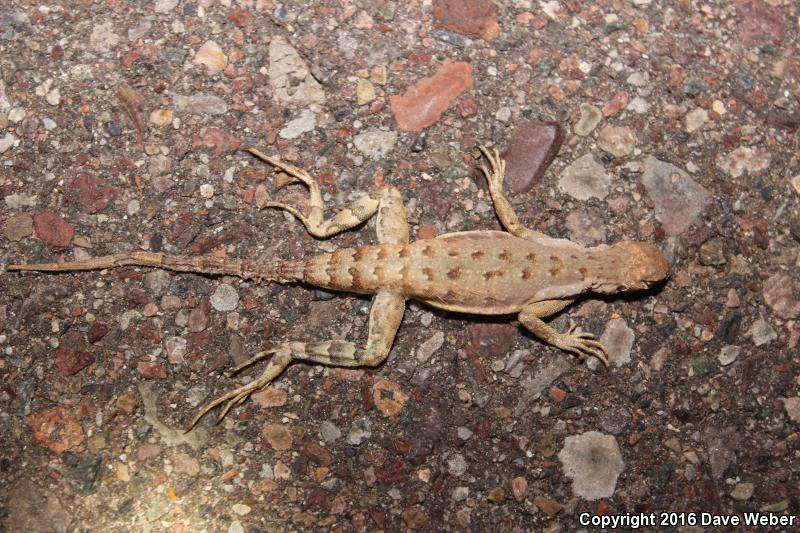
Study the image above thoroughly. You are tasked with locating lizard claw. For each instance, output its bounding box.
[555,328,609,367]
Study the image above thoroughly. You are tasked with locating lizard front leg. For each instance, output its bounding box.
[518,300,608,366]
[477,145,551,241]
[188,289,406,429]
[246,147,407,241]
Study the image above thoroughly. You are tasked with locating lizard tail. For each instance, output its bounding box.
[7,251,304,283]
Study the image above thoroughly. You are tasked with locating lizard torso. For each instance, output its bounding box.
[286,230,663,315]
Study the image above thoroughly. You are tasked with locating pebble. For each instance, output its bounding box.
[730,482,754,501]
[90,21,120,52]
[42,117,57,130]
[558,431,624,500]
[2,213,33,241]
[416,331,444,362]
[279,108,316,140]
[565,210,607,246]
[69,173,117,214]
[192,127,241,155]
[718,345,741,366]
[0,132,15,153]
[511,476,528,502]
[251,387,287,408]
[447,453,467,477]
[573,103,601,136]
[45,88,60,106]
[746,316,776,346]
[761,274,800,319]
[599,318,634,366]
[8,107,26,123]
[5,194,37,208]
[268,36,326,106]
[597,125,636,157]
[626,96,650,114]
[502,120,565,193]
[148,155,172,176]
[154,0,179,13]
[353,128,397,159]
[199,183,215,199]
[211,284,239,311]
[194,40,227,74]
[389,60,474,131]
[187,308,208,332]
[34,210,74,248]
[165,336,187,364]
[149,109,173,127]
[641,156,711,236]
[172,93,228,115]
[698,238,726,266]
[356,78,376,105]
[320,421,342,443]
[432,0,499,41]
[717,146,771,178]
[231,504,251,516]
[558,153,612,201]
[685,108,709,133]
[457,426,473,440]
[126,199,140,216]
[262,424,293,450]
[783,397,800,423]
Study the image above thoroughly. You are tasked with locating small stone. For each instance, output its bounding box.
[685,108,709,132]
[199,184,215,199]
[172,452,200,476]
[573,103,601,136]
[487,486,506,503]
[137,361,167,379]
[34,210,74,248]
[8,107,26,123]
[320,421,342,442]
[782,397,800,423]
[746,316,776,346]
[353,128,397,159]
[402,507,429,529]
[126,199,140,216]
[187,308,208,332]
[148,155,172,176]
[698,238,726,266]
[251,387,287,408]
[716,146,771,178]
[416,331,445,362]
[511,476,528,502]
[390,60,474,131]
[457,426,473,440]
[87,322,109,343]
[762,274,800,319]
[154,0,179,13]
[533,495,562,516]
[467,323,517,357]
[597,126,636,157]
[599,318,634,366]
[194,40,227,73]
[212,284,240,313]
[90,21,120,52]
[165,336,187,364]
[45,88,60,106]
[55,330,94,376]
[268,36,325,106]
[558,431,624,500]
[172,93,228,115]
[192,127,241,155]
[602,91,629,117]
[432,0,499,41]
[627,96,651,114]
[3,213,34,241]
[718,345,741,366]
[372,378,409,416]
[495,107,511,123]
[263,424,293,450]
[565,210,607,246]
[502,120,565,193]
[279,109,316,140]
[730,482,754,501]
[447,453,467,477]
[641,156,711,236]
[149,109,173,127]
[0,132,16,153]
[559,153,612,201]
[356,78,376,105]
[69,173,117,214]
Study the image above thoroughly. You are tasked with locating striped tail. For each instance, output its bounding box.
[6,251,304,283]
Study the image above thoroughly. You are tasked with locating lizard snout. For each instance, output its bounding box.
[621,242,670,288]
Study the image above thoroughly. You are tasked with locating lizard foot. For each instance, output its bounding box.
[477,145,507,194]
[553,326,609,367]
[186,346,292,431]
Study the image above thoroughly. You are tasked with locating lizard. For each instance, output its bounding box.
[7,146,670,429]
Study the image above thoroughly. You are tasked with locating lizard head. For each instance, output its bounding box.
[592,241,670,294]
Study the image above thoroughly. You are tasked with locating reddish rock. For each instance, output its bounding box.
[457,94,478,117]
[192,127,241,155]
[763,274,800,319]
[26,407,84,454]
[303,442,333,467]
[432,0,500,41]
[467,323,517,357]
[137,361,167,379]
[734,0,784,44]
[511,476,528,502]
[228,8,255,27]
[602,91,629,117]
[55,331,94,376]
[501,120,565,193]
[389,60,474,132]
[87,322,109,343]
[34,210,74,248]
[187,308,209,332]
[69,173,116,214]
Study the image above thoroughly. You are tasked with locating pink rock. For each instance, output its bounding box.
[137,361,167,379]
[602,91,629,118]
[34,210,74,248]
[55,331,94,376]
[192,127,241,155]
[467,323,517,357]
[432,0,500,41]
[390,60,474,132]
[763,274,800,319]
[502,120,565,193]
[511,476,528,502]
[69,173,117,214]
[734,0,784,44]
[228,8,255,27]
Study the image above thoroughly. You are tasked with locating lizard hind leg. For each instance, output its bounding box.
[188,289,406,429]
[246,147,406,241]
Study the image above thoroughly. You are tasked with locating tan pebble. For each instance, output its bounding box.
[149,109,173,127]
